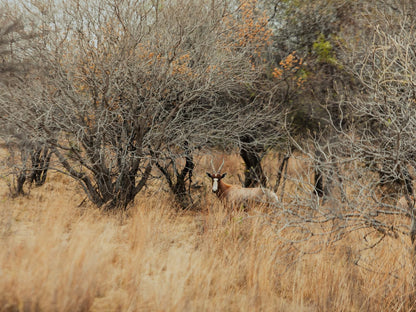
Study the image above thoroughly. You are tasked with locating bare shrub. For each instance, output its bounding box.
[0,0,287,209]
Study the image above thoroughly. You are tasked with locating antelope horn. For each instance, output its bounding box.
[217,158,225,173]
[210,159,216,172]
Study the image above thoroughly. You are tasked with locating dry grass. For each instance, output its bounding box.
[0,156,415,311]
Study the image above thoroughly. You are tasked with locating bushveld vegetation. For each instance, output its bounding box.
[0,155,414,311]
[1,0,416,311]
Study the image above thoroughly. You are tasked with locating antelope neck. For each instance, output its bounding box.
[216,179,232,198]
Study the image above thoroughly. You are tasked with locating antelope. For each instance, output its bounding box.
[206,159,279,207]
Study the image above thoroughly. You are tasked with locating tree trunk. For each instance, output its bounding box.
[174,151,195,209]
[53,146,152,210]
[240,136,266,188]
[156,148,195,210]
[314,148,324,198]
[103,163,153,210]
[15,171,26,196]
[28,145,52,187]
[274,154,290,193]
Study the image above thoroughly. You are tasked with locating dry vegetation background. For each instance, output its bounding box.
[2,0,416,311]
[0,153,414,311]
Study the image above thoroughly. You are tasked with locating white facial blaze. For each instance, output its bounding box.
[212,178,218,192]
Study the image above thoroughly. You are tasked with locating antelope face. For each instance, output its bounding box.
[206,172,226,193]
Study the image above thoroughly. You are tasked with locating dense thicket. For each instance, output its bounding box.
[1,0,416,252]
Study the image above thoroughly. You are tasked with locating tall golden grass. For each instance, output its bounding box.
[0,155,415,311]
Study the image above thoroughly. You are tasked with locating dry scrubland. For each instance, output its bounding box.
[0,154,415,311]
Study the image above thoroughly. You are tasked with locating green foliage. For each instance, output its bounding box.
[312,34,338,65]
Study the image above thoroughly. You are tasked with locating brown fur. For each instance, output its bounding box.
[207,173,278,207]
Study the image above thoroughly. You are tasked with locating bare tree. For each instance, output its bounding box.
[0,0,286,209]
[339,1,416,245]
[272,0,416,258]
[0,4,52,196]
[263,0,362,198]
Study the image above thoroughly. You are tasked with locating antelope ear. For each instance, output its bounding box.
[206,172,212,178]
[221,173,227,179]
